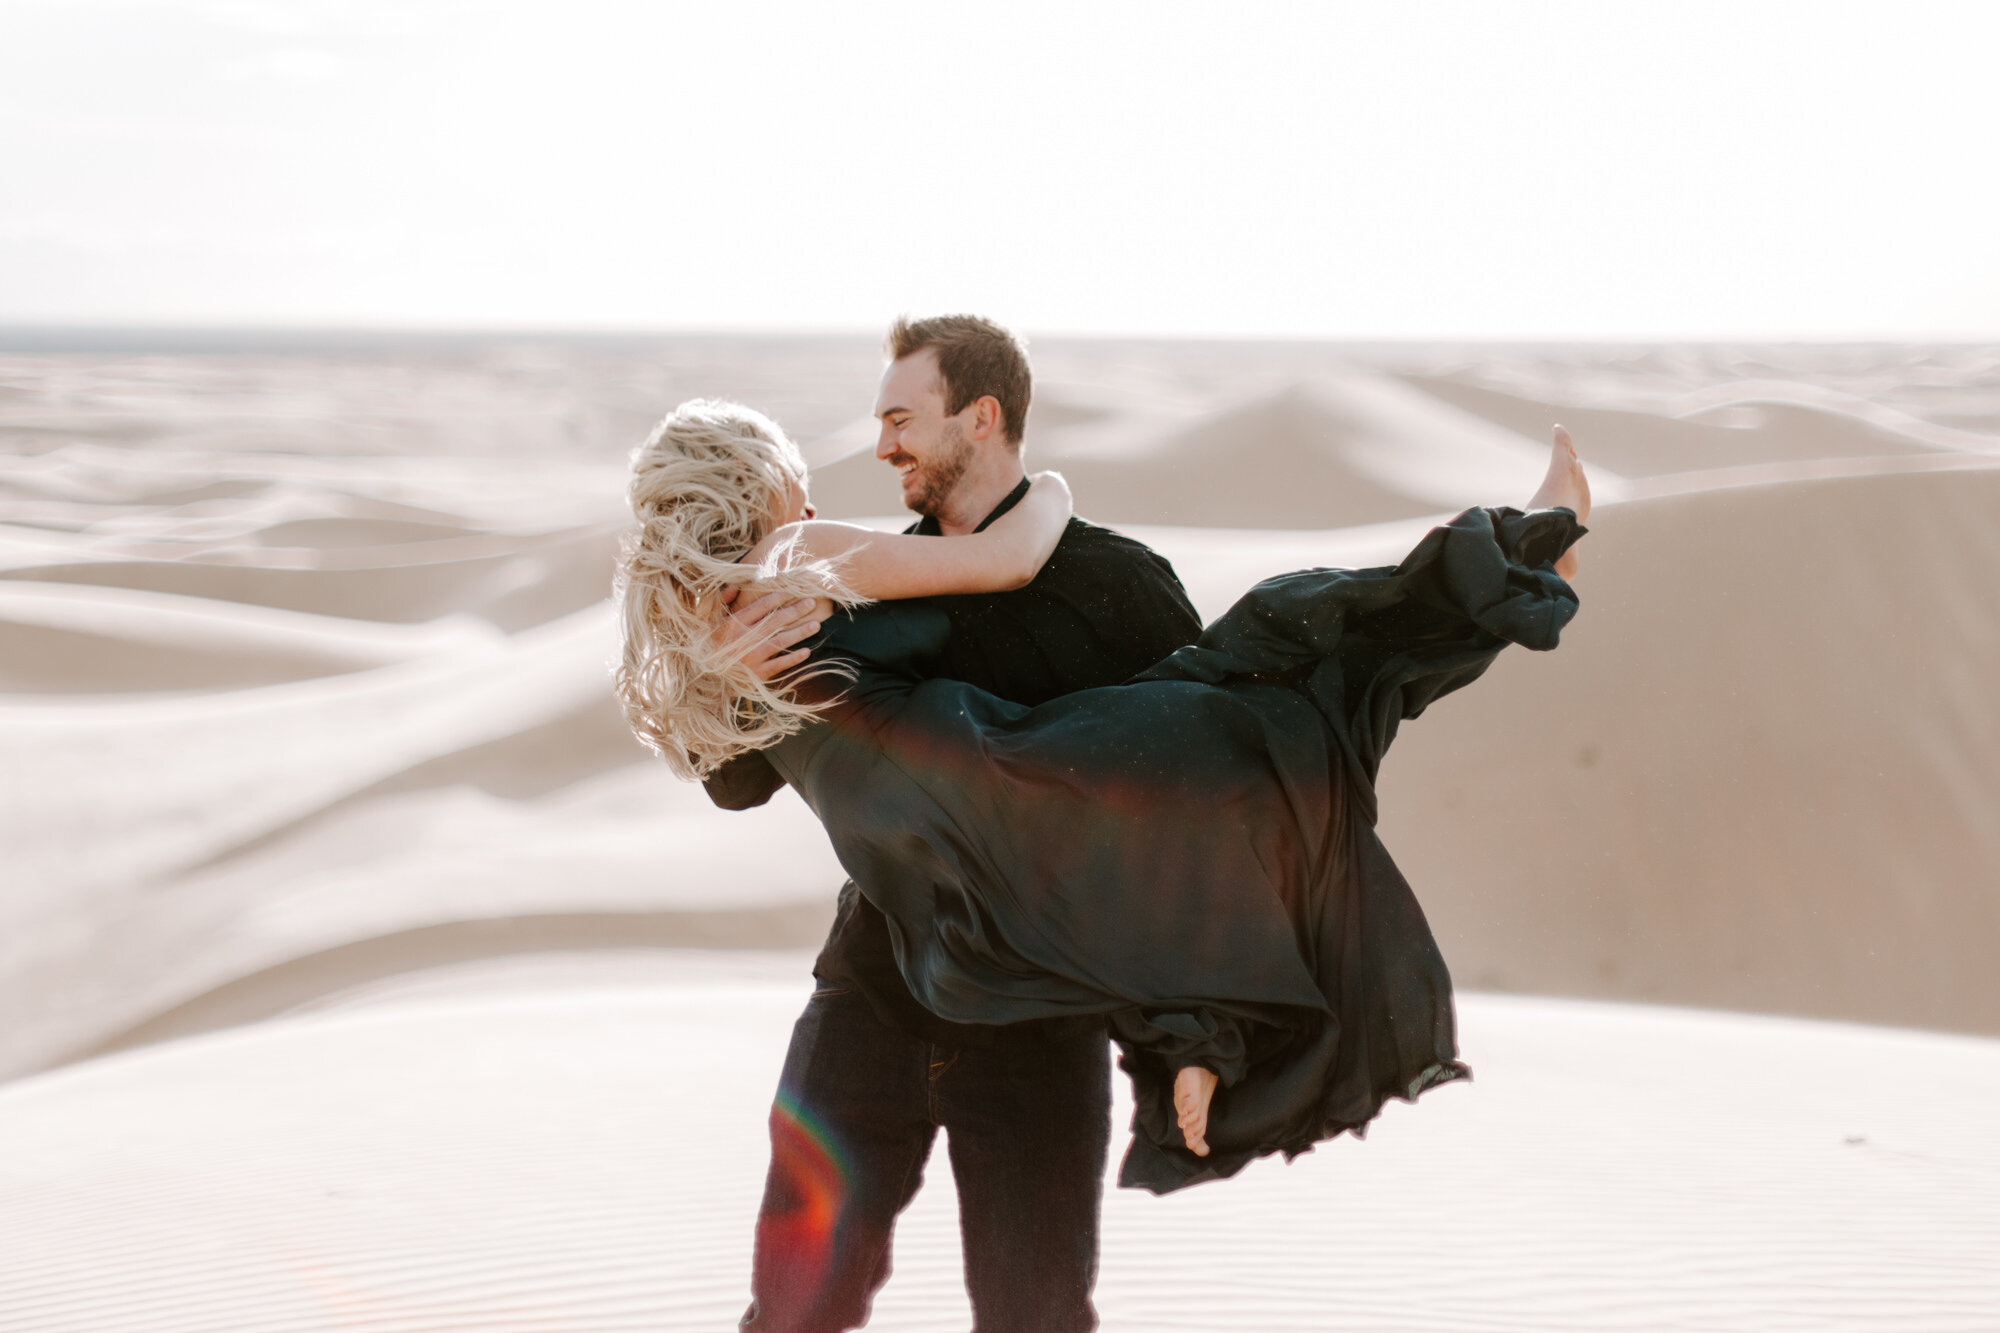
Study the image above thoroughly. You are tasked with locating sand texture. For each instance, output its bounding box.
[1378,464,2000,1033]
[5,338,1997,1076]
[1,958,1997,1332]
[2,336,1997,1323]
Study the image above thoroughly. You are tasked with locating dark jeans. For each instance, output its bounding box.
[740,985,1111,1332]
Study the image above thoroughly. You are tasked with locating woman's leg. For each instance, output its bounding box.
[1529,425,1592,579]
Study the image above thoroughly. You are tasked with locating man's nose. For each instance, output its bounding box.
[875,426,894,460]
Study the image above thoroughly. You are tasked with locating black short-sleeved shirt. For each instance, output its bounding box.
[701,478,1203,1043]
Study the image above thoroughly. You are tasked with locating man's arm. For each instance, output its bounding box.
[1071,526,1205,678]
[703,749,786,810]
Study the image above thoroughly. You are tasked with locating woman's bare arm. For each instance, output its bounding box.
[751,472,1073,601]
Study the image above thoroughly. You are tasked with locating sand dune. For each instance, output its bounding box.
[1,965,1995,1331]
[1375,462,2000,1035]
[806,366,1640,528]
[1406,373,1957,475]
[3,335,1997,1085]
[804,381,1454,527]
[0,621,846,1076]
[4,334,1999,1328]
[1403,343,2000,450]
[0,335,884,462]
[0,413,844,1079]
[0,582,508,691]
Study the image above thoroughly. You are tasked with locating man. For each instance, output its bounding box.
[712,315,1202,1331]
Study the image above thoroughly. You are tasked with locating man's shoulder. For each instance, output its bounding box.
[1054,515,1188,590]
[1051,516,1199,628]
[1059,514,1170,564]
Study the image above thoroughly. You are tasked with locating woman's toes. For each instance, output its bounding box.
[1173,1065,1218,1156]
[1529,424,1590,523]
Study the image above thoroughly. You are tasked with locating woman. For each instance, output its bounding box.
[616,399,1588,1193]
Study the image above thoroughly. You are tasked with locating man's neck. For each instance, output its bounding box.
[930,454,1028,536]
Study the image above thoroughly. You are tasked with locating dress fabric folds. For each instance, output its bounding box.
[765,505,1583,1193]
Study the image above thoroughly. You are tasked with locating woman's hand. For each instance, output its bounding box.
[711,586,826,681]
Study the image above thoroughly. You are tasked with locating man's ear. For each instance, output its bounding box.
[967,395,1005,442]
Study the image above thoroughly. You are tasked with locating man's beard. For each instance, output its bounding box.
[903,421,974,518]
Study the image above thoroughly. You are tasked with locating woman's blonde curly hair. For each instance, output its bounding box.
[614,399,864,780]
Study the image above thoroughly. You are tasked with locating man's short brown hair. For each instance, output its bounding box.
[886,314,1032,446]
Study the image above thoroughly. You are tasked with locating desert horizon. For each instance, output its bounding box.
[9,0,1999,1321]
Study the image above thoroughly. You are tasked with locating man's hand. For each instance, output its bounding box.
[715,587,823,681]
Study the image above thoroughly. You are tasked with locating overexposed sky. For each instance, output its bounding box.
[1,0,1995,338]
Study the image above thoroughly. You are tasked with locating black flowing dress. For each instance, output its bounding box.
[763,505,1583,1194]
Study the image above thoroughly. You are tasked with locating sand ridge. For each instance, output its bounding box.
[2,336,1997,1075]
[4,336,1999,1328]
[1376,464,2000,1034]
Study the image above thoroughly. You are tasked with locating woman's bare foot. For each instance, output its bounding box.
[1528,424,1590,579]
[1174,1065,1219,1157]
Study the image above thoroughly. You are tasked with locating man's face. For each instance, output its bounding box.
[874,349,973,518]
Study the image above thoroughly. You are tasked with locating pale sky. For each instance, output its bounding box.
[1,0,1995,339]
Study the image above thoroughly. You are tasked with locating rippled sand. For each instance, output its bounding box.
[2,956,1996,1331]
[2,335,1997,1326]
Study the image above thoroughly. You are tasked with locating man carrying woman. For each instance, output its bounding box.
[615,315,1588,1331]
